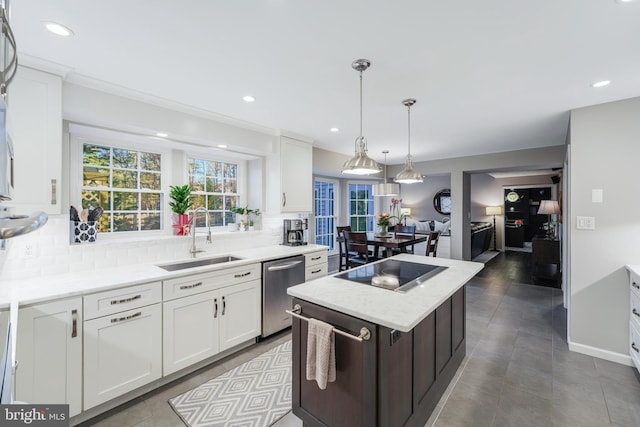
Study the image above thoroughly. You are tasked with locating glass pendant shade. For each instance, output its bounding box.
[341,59,381,175]
[394,98,424,184]
[373,150,399,196]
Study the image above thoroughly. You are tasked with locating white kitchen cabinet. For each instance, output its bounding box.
[15,297,83,417]
[163,290,220,375]
[304,249,328,281]
[7,66,63,214]
[84,295,162,410]
[163,278,261,375]
[280,136,313,213]
[219,279,261,351]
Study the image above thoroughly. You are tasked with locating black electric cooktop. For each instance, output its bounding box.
[334,259,447,293]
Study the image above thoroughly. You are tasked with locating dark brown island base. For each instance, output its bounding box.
[291,254,482,427]
[291,285,466,426]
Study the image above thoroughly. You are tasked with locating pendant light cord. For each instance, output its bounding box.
[359,70,364,141]
[407,102,411,157]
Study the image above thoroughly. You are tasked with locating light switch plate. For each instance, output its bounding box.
[592,189,603,203]
[576,216,595,230]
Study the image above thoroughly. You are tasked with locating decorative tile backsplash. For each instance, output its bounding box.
[0,215,289,280]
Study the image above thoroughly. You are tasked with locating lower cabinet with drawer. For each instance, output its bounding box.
[305,249,328,281]
[83,282,162,410]
[15,297,83,417]
[163,267,262,375]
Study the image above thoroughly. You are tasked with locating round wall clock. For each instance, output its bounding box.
[434,189,451,214]
[506,191,520,203]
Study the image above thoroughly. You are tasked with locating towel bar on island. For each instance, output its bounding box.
[286,304,372,342]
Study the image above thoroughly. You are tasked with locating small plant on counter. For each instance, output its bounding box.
[169,185,193,236]
[169,185,193,215]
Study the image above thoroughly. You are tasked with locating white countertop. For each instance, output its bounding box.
[0,244,328,307]
[287,253,484,332]
[626,265,640,276]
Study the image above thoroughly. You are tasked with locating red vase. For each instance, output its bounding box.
[173,213,191,236]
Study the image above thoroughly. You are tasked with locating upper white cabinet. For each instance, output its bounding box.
[7,66,63,214]
[280,136,312,213]
[15,297,83,417]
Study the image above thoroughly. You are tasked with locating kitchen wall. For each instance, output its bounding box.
[396,174,451,221]
[568,95,640,363]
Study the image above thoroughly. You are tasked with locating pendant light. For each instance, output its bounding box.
[373,150,400,196]
[394,98,424,184]
[341,59,381,175]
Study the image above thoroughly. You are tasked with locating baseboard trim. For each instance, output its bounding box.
[568,340,633,366]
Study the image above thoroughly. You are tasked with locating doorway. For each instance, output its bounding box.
[504,186,552,251]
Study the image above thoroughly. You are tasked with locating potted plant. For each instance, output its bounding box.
[169,185,193,236]
[248,209,261,231]
[230,206,260,231]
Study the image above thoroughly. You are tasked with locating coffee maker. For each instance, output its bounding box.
[283,219,308,246]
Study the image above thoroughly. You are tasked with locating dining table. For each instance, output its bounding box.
[337,231,427,259]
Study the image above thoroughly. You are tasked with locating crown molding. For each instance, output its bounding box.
[18,53,74,77]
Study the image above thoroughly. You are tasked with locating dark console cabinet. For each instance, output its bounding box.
[292,287,466,427]
[532,237,561,286]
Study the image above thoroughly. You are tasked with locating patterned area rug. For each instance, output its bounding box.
[169,341,292,427]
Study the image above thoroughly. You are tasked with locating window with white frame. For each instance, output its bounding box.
[81,143,163,232]
[188,157,239,227]
[348,183,374,231]
[314,178,338,251]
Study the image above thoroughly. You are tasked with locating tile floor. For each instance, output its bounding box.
[81,255,640,427]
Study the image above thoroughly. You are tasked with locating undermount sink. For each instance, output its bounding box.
[157,255,243,271]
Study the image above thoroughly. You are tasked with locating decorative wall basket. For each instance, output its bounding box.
[70,221,98,244]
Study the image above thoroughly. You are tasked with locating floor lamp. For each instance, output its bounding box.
[486,206,503,251]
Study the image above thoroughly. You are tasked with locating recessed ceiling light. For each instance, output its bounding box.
[330,127,340,132]
[44,22,74,37]
[217,144,228,148]
[616,0,633,3]
[592,80,611,88]
[156,132,168,137]
[242,95,255,103]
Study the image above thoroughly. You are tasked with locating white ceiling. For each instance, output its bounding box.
[9,0,640,165]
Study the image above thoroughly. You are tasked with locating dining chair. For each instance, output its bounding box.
[393,225,417,254]
[343,231,379,268]
[425,231,440,257]
[336,225,352,271]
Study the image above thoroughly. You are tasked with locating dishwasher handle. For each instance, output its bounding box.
[267,260,304,272]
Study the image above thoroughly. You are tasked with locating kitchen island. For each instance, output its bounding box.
[287,254,483,427]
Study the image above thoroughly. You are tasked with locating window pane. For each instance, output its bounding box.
[212,211,223,226]
[113,170,137,189]
[97,213,110,233]
[113,148,137,169]
[192,194,206,210]
[83,166,110,187]
[225,163,237,178]
[210,195,223,210]
[83,144,110,166]
[141,193,161,210]
[225,196,237,210]
[141,213,161,230]
[113,213,138,232]
[190,173,205,191]
[224,179,237,193]
[140,152,161,171]
[113,192,139,211]
[140,172,161,190]
[82,190,110,210]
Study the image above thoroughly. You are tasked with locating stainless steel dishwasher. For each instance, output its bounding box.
[261,255,305,338]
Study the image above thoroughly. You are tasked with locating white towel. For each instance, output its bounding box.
[305,318,336,390]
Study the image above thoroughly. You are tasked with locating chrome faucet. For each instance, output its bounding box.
[190,207,212,258]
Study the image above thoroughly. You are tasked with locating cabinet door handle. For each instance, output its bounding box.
[311,269,321,274]
[214,298,218,318]
[110,294,142,305]
[50,179,57,205]
[633,282,639,290]
[71,309,78,338]
[110,311,142,324]
[234,272,251,278]
[633,342,639,353]
[282,192,286,207]
[311,256,321,261]
[179,281,203,290]
[222,296,226,315]
[633,309,640,318]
